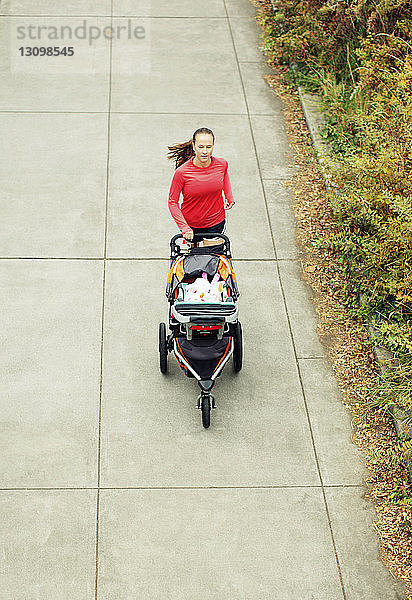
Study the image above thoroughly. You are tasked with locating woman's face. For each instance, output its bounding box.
[192,133,214,164]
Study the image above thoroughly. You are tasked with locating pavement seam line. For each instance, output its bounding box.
[0,111,281,116]
[223,3,347,598]
[0,14,229,18]
[94,4,113,598]
[0,484,363,491]
[0,256,298,261]
[0,111,260,115]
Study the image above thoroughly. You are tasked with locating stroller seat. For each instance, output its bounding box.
[166,251,239,304]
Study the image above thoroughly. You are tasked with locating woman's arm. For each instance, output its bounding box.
[223,162,235,209]
[168,170,193,235]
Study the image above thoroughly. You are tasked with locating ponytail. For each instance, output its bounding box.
[167,139,194,170]
[167,127,215,170]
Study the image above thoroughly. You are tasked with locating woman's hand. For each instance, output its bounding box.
[224,199,235,210]
[183,229,194,241]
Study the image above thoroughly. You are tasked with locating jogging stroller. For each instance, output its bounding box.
[159,233,242,428]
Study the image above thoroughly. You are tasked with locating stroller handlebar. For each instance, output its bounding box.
[170,233,232,257]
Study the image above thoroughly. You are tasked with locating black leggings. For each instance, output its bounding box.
[192,219,226,236]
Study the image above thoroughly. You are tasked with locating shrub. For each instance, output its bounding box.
[262,1,412,363]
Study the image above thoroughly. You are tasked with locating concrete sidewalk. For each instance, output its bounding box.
[0,0,405,598]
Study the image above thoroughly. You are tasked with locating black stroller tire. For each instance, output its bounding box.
[201,395,211,429]
[233,321,243,372]
[159,322,168,374]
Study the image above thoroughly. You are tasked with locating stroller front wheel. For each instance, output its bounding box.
[201,395,211,429]
[159,322,168,374]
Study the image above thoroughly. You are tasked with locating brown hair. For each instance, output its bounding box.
[167,127,215,169]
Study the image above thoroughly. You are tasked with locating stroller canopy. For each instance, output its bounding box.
[181,255,220,278]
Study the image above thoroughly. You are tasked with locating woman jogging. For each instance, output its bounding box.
[167,127,235,240]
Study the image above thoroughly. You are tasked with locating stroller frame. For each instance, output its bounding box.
[159,233,243,428]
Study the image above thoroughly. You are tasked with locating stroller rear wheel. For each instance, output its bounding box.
[159,322,168,374]
[233,321,243,372]
[201,395,211,429]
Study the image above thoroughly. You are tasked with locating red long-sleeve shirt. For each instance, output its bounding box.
[168,156,235,234]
